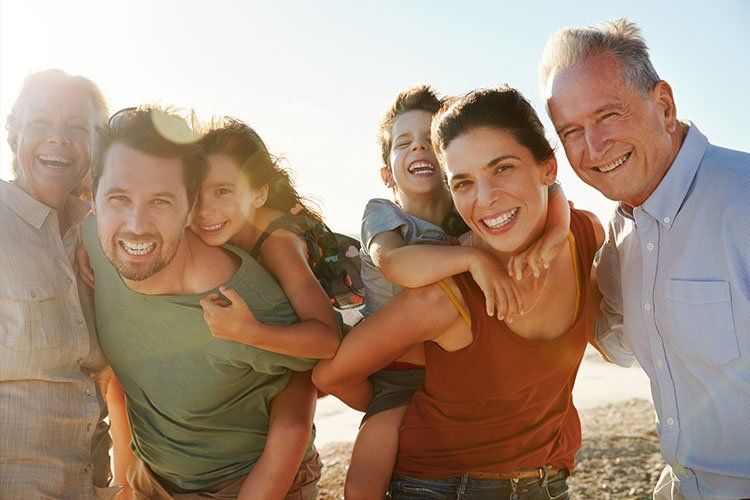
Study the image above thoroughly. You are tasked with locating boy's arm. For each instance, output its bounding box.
[238,371,316,500]
[372,231,522,320]
[507,183,571,281]
[200,232,340,359]
[107,376,136,497]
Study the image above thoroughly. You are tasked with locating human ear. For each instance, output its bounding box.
[543,155,558,185]
[252,184,269,208]
[380,166,395,188]
[653,81,678,133]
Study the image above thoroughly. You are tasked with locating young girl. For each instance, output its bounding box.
[193,118,344,498]
[336,85,572,499]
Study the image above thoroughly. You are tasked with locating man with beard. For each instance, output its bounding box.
[82,106,319,497]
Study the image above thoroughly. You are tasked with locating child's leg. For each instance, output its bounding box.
[238,371,317,499]
[345,405,408,500]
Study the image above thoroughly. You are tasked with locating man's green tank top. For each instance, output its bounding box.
[82,217,315,490]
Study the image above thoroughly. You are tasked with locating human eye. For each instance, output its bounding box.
[494,164,513,174]
[110,194,130,203]
[451,179,471,191]
[153,198,171,206]
[216,187,232,196]
[562,128,582,141]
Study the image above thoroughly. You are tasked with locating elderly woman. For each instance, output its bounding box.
[314,87,605,499]
[0,69,117,498]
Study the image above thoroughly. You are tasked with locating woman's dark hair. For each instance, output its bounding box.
[432,86,555,164]
[200,118,322,223]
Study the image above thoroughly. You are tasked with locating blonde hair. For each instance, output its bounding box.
[539,18,660,97]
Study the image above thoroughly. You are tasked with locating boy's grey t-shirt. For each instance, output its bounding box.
[360,198,449,317]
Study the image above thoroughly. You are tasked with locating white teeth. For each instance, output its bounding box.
[482,208,518,229]
[596,152,630,173]
[408,161,436,175]
[201,223,225,231]
[37,155,73,167]
[120,241,156,256]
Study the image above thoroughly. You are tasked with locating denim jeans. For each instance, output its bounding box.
[389,469,570,500]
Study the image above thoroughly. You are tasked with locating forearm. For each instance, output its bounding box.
[314,369,373,412]
[380,244,482,288]
[239,372,316,499]
[107,377,136,487]
[234,319,340,359]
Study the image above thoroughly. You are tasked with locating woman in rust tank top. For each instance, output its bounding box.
[314,87,606,499]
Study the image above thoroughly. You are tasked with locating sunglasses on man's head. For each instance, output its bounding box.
[108,107,139,127]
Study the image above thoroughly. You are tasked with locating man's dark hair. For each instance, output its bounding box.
[91,106,207,206]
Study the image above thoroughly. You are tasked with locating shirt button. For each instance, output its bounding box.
[76,358,83,365]
[84,464,93,472]
[646,242,654,252]
[85,388,93,396]
[66,277,73,284]
[663,215,671,224]
[644,302,652,311]
[30,291,37,298]
[87,423,94,431]
[666,417,675,426]
[656,360,664,369]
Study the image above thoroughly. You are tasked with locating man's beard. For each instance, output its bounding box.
[99,228,182,282]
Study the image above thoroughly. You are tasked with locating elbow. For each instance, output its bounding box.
[311,360,347,396]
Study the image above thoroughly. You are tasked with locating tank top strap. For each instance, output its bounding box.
[437,280,471,326]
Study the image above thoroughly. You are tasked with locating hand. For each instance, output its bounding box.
[507,232,566,282]
[76,245,95,289]
[468,252,523,321]
[199,286,259,343]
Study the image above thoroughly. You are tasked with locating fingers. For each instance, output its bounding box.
[199,293,220,311]
[219,286,241,305]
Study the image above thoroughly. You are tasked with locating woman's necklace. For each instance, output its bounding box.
[468,231,550,317]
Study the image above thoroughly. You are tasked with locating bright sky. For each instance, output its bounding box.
[1,0,748,235]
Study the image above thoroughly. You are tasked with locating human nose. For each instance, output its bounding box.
[584,125,611,162]
[198,196,215,217]
[47,123,71,145]
[410,137,428,152]
[476,179,498,209]
[126,204,151,234]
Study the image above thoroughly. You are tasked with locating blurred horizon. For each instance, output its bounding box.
[1,0,748,234]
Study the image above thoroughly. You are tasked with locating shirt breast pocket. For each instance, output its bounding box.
[665,280,739,366]
[0,283,63,351]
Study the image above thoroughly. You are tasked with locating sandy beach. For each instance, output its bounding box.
[314,347,662,498]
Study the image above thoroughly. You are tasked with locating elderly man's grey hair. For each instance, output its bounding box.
[5,69,109,177]
[539,18,660,98]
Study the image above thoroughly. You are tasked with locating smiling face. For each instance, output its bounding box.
[547,53,679,206]
[383,110,443,198]
[94,143,192,282]
[10,80,95,205]
[444,127,555,255]
[191,153,259,246]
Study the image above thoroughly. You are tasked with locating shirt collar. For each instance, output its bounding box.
[617,122,708,228]
[0,179,91,230]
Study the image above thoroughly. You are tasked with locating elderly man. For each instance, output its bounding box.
[0,70,118,498]
[541,19,750,499]
[82,106,320,498]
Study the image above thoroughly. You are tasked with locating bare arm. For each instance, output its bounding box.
[107,376,136,496]
[373,231,522,320]
[238,371,316,500]
[312,281,466,410]
[200,231,340,359]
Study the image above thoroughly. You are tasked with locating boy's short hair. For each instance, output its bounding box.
[91,105,207,207]
[378,85,441,168]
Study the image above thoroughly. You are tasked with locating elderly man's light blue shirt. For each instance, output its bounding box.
[595,124,750,499]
